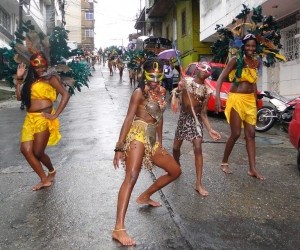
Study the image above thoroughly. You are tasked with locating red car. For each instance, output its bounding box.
[288,102,300,172]
[183,62,263,112]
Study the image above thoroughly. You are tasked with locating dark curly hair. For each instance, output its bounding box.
[21,53,48,109]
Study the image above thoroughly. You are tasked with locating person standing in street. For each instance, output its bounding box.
[163,59,174,94]
[116,55,124,79]
[215,34,265,180]
[172,61,221,197]
[16,53,70,191]
[112,58,181,246]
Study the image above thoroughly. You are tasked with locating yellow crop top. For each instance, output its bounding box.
[31,80,57,101]
[228,67,258,84]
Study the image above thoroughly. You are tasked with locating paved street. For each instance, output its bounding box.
[0,63,299,250]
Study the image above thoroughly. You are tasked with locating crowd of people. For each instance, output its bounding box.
[15,34,265,246]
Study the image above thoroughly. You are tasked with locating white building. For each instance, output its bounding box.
[0,0,63,48]
[200,0,300,98]
[64,0,82,45]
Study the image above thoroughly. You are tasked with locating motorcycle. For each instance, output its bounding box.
[255,91,300,132]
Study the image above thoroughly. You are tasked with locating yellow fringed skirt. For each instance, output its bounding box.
[21,110,61,146]
[225,92,257,127]
[124,119,159,170]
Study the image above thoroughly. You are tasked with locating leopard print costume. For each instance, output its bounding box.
[175,79,211,141]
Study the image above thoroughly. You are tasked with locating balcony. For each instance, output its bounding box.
[147,0,174,18]
[134,8,145,30]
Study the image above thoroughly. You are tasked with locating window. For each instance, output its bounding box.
[281,26,300,61]
[85,11,94,20]
[185,64,196,76]
[181,10,186,36]
[85,29,94,38]
[278,11,300,62]
[0,6,11,31]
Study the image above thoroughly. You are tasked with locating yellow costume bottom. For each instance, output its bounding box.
[124,120,159,170]
[225,92,257,127]
[21,110,61,146]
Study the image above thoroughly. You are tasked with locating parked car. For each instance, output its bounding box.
[183,62,263,112]
[288,102,300,172]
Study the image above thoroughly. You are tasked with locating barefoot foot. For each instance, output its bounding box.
[220,163,232,174]
[248,170,265,180]
[136,196,162,207]
[112,229,136,246]
[48,169,56,182]
[32,180,52,191]
[195,186,209,197]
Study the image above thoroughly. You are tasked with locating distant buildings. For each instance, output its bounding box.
[65,0,95,51]
[0,0,64,48]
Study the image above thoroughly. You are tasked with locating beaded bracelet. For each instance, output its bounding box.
[114,147,124,152]
[114,141,125,152]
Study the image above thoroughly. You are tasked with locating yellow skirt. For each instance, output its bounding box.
[21,110,61,146]
[225,92,257,127]
[124,120,159,170]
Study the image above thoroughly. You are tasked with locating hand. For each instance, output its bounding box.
[209,129,221,141]
[41,112,57,120]
[178,80,184,90]
[17,63,26,80]
[113,151,125,169]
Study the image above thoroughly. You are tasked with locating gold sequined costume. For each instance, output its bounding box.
[124,120,160,170]
[124,88,167,170]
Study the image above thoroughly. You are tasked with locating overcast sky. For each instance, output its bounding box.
[94,0,144,49]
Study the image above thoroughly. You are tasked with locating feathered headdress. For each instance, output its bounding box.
[211,4,286,67]
[8,21,90,94]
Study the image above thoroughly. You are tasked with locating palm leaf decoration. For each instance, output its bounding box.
[0,20,90,94]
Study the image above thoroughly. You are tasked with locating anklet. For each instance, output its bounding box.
[113,228,126,232]
[49,168,56,174]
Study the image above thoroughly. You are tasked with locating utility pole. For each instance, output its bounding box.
[19,0,23,29]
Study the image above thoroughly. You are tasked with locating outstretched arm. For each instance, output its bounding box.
[113,89,143,168]
[201,97,221,141]
[215,57,236,112]
[15,63,27,101]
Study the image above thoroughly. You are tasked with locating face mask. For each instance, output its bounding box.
[145,71,163,82]
[197,62,212,75]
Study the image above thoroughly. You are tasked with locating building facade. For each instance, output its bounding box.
[135,0,212,69]
[0,0,63,48]
[80,0,95,50]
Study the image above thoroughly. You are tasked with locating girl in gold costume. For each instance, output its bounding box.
[16,53,70,191]
[112,59,181,246]
[215,34,265,180]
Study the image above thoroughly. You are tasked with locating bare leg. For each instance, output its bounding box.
[244,122,265,180]
[113,141,144,246]
[136,146,181,206]
[221,109,242,174]
[21,130,52,191]
[173,138,183,166]
[192,138,208,196]
[33,131,56,181]
[119,68,123,79]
